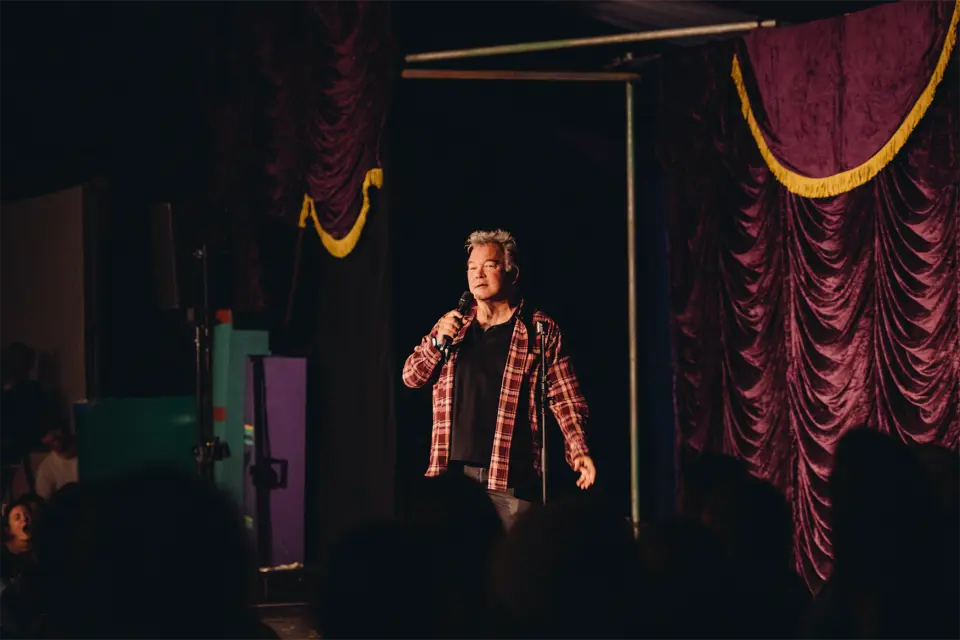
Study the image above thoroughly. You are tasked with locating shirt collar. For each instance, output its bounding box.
[459,298,526,340]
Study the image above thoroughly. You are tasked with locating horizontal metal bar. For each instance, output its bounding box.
[401,69,640,82]
[405,20,776,63]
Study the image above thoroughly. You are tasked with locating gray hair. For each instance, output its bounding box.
[465,229,519,275]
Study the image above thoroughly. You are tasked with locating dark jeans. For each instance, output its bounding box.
[458,464,533,530]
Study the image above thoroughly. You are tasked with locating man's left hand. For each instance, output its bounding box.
[572,455,596,490]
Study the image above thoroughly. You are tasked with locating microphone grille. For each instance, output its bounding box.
[458,291,475,311]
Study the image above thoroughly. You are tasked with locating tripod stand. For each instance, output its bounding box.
[189,242,229,478]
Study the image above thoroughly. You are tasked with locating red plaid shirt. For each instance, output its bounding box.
[402,300,589,492]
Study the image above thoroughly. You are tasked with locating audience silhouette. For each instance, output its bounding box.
[1,429,956,639]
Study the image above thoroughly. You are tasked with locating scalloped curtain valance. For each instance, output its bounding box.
[732,0,958,198]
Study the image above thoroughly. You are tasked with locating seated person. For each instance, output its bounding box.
[1,497,36,584]
[1,496,41,637]
[34,427,78,501]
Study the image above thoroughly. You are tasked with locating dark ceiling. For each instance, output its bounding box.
[394,1,896,70]
[583,1,897,31]
[1,1,896,200]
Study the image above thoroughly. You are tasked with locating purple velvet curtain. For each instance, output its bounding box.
[211,2,393,312]
[302,3,392,240]
[660,8,959,589]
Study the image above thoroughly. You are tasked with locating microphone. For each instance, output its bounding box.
[441,290,474,356]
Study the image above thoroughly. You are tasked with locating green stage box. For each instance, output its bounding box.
[212,310,270,505]
[75,397,196,482]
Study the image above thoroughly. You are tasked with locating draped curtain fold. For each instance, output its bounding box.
[212,1,393,312]
[302,2,392,250]
[255,7,306,219]
[660,2,959,590]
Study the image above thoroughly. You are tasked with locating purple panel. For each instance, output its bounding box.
[243,357,307,567]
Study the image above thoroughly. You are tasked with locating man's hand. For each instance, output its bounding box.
[435,310,464,347]
[573,455,596,490]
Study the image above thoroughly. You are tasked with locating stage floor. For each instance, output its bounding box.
[259,604,319,639]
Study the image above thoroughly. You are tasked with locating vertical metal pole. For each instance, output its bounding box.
[193,243,214,480]
[626,81,641,532]
[538,321,548,505]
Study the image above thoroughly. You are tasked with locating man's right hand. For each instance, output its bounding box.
[435,310,464,348]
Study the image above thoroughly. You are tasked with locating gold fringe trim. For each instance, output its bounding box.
[731,0,959,198]
[298,168,384,258]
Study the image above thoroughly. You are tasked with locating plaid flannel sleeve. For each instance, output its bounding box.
[546,328,590,467]
[402,322,444,389]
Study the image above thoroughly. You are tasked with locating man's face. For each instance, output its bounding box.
[467,243,512,301]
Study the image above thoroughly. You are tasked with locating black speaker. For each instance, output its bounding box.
[149,202,181,310]
[86,189,198,398]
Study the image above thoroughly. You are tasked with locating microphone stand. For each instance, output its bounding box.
[537,320,548,505]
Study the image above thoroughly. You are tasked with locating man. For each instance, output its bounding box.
[33,426,78,501]
[403,229,596,528]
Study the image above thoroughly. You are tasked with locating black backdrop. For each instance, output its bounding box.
[389,71,675,519]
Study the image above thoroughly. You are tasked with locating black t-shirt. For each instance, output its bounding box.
[450,316,516,466]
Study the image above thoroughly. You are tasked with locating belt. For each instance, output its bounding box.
[458,464,489,484]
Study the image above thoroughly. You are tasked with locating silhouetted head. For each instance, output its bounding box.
[680,449,750,520]
[638,516,741,638]
[316,519,431,639]
[403,472,505,637]
[706,474,794,572]
[829,428,935,582]
[405,472,504,571]
[490,492,641,638]
[49,467,258,639]
[638,516,725,580]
